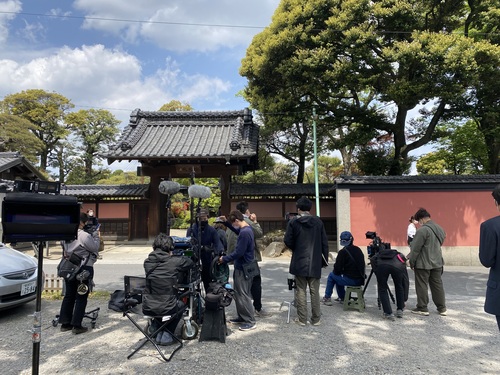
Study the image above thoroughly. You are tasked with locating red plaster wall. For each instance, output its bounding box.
[229,200,336,219]
[348,190,498,249]
[81,203,129,219]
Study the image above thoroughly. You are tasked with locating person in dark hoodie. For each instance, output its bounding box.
[321,231,365,306]
[371,246,409,320]
[284,196,329,326]
[143,233,194,345]
[409,208,447,317]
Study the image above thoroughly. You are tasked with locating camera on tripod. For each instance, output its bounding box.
[365,231,391,258]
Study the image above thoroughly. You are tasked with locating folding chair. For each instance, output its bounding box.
[123,275,190,362]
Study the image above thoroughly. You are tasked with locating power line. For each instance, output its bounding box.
[1,10,498,36]
[0,11,265,29]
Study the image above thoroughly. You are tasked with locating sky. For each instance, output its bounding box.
[0,0,281,171]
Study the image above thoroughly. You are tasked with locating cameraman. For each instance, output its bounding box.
[187,209,223,293]
[322,231,365,305]
[371,246,409,320]
[58,212,100,334]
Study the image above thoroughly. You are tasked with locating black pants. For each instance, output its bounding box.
[375,264,408,315]
[251,273,262,311]
[59,266,93,327]
[497,315,500,332]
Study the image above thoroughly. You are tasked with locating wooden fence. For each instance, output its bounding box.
[44,274,63,293]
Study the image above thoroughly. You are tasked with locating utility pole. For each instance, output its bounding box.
[312,107,320,216]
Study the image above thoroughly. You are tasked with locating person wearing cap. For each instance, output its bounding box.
[187,208,224,293]
[321,231,365,306]
[284,196,329,326]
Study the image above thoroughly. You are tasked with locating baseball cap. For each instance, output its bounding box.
[196,209,209,218]
[340,231,353,247]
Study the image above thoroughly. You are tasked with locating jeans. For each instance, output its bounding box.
[324,272,364,300]
[295,276,321,324]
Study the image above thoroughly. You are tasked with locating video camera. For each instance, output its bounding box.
[365,231,391,258]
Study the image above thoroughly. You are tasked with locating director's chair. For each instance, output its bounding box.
[123,275,189,362]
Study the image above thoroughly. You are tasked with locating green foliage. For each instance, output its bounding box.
[0,89,74,171]
[65,109,121,184]
[417,120,489,174]
[416,151,449,175]
[304,155,343,183]
[96,170,150,185]
[240,0,500,176]
[0,114,44,163]
[158,100,193,111]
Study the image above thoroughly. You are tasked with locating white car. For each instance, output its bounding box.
[0,243,40,310]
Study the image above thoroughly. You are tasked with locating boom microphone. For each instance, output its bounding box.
[159,180,181,195]
[188,184,212,199]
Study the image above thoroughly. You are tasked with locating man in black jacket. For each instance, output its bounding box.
[371,247,409,320]
[479,183,500,331]
[284,196,329,326]
[322,231,365,305]
[143,233,194,345]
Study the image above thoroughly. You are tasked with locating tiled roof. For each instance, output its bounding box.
[335,174,500,191]
[61,184,149,198]
[0,152,45,180]
[105,109,259,165]
[230,183,336,198]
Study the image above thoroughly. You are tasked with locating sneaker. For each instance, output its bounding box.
[383,313,395,321]
[321,297,333,306]
[438,309,447,316]
[255,308,273,317]
[334,297,344,303]
[311,320,321,326]
[72,326,88,334]
[229,317,245,324]
[411,308,430,316]
[239,323,256,331]
[60,324,73,332]
[396,309,404,318]
[294,318,307,326]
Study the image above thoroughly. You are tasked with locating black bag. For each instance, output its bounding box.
[242,259,260,280]
[57,253,83,281]
[108,290,126,312]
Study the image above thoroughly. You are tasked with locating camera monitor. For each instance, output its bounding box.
[2,192,80,243]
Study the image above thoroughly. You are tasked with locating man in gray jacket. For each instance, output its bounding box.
[409,208,447,316]
[479,184,500,331]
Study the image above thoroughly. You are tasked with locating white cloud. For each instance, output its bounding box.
[0,0,21,44]
[73,0,280,52]
[0,44,233,124]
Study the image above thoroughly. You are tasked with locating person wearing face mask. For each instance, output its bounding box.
[187,209,224,294]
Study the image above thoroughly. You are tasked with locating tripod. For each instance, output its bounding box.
[363,265,395,310]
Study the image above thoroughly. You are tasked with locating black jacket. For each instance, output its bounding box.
[479,215,500,315]
[284,213,329,279]
[333,245,366,280]
[142,248,194,316]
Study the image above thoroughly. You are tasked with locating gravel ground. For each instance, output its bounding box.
[1,259,499,375]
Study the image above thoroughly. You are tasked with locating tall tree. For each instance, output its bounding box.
[0,89,73,171]
[65,109,120,184]
[0,114,44,163]
[304,155,343,183]
[241,0,500,175]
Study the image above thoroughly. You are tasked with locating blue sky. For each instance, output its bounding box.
[0,0,280,170]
